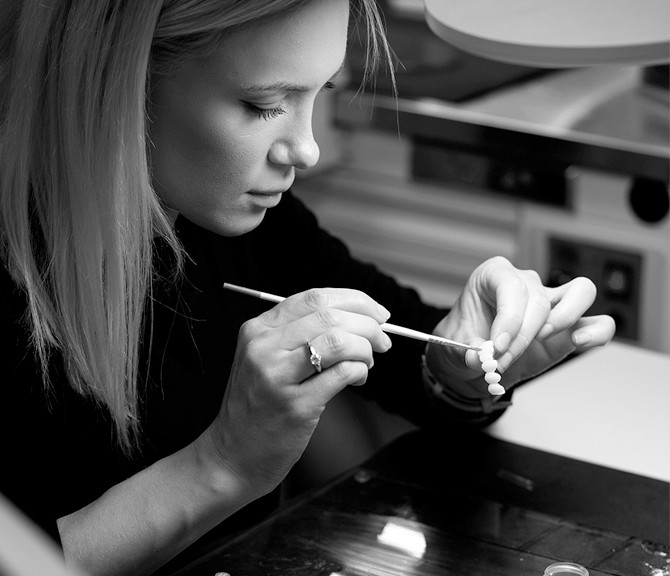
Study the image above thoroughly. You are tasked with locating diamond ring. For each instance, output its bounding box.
[306,342,322,374]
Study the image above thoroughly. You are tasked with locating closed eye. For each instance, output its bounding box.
[242,102,287,121]
[242,78,336,120]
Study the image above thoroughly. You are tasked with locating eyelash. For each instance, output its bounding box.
[244,103,287,121]
[243,81,337,121]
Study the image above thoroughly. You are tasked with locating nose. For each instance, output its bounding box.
[268,115,320,170]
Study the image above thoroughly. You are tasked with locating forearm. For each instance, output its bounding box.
[57,432,255,576]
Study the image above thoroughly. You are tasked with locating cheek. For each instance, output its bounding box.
[149,95,266,209]
[152,109,233,193]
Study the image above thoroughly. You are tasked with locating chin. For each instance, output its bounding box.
[182,208,268,237]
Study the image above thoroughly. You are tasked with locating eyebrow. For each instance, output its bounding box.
[241,59,346,94]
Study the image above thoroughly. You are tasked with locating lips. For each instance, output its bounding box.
[248,190,284,196]
[247,190,284,208]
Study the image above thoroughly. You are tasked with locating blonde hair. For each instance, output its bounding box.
[0,0,393,452]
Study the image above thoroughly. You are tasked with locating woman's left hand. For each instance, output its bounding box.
[425,256,616,396]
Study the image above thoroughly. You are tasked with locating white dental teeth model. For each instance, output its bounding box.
[478,340,505,396]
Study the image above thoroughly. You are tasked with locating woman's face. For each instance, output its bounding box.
[148,0,349,235]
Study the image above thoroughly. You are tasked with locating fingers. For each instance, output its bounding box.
[484,262,550,357]
[538,277,596,337]
[239,287,393,394]
[294,331,376,384]
[537,277,615,347]
[567,314,617,348]
[278,304,393,353]
[468,258,615,374]
[262,287,391,327]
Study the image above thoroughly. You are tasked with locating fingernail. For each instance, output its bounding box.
[494,332,511,353]
[573,332,592,346]
[382,333,393,349]
[378,304,391,321]
[538,323,554,340]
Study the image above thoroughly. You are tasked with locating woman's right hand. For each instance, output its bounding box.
[198,288,393,498]
[57,288,392,576]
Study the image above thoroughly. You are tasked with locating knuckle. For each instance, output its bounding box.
[242,339,276,380]
[492,255,512,267]
[259,362,280,383]
[314,307,338,329]
[244,338,266,365]
[522,268,543,284]
[304,288,330,311]
[238,318,263,342]
[323,330,345,355]
[332,360,368,383]
[482,255,509,268]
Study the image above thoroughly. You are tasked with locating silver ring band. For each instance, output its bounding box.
[306,342,322,374]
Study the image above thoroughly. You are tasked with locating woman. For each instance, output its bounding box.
[0,0,615,575]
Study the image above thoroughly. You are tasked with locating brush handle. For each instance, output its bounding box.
[223,283,478,351]
[380,323,476,351]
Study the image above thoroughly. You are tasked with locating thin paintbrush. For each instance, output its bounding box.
[223,282,479,351]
